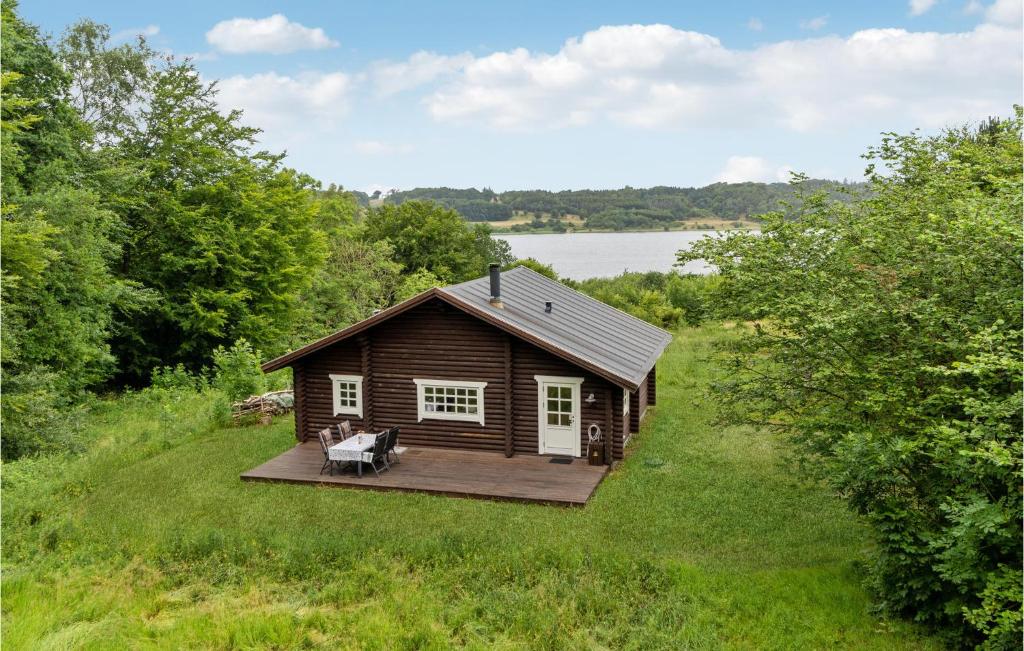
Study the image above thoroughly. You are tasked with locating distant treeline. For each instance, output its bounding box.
[377,181,863,228]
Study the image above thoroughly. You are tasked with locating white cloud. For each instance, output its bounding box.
[714,156,793,183]
[215,71,351,133]
[986,0,1023,24]
[909,0,938,15]
[206,14,338,54]
[111,24,159,43]
[369,51,474,96]
[747,17,764,31]
[420,19,1021,133]
[964,0,985,13]
[800,15,829,30]
[353,140,414,155]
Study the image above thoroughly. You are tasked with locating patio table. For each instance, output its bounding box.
[328,433,377,478]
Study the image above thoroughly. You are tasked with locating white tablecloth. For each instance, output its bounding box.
[328,434,377,463]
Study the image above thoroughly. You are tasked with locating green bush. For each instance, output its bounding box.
[0,368,82,459]
[683,112,1023,646]
[504,258,559,280]
[211,339,266,402]
[149,363,207,392]
[574,271,723,329]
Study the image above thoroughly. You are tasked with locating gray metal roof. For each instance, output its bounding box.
[441,266,671,389]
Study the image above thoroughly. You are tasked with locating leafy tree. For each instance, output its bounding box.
[395,268,443,301]
[56,19,154,145]
[360,200,512,283]
[387,181,860,228]
[504,258,559,280]
[289,238,402,347]
[111,60,325,381]
[681,112,1023,647]
[1,3,145,457]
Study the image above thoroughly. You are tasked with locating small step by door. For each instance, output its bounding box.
[534,375,582,457]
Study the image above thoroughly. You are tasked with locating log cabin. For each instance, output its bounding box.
[261,265,671,464]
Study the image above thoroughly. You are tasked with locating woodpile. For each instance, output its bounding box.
[232,390,294,424]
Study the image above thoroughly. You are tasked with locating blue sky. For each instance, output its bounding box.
[24,0,1024,192]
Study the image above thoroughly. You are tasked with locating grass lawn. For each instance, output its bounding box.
[1,324,940,649]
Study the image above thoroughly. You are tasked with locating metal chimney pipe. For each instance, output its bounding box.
[488,263,503,308]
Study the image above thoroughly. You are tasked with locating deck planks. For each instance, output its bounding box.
[240,442,608,506]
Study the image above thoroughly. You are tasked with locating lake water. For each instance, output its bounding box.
[496,230,731,280]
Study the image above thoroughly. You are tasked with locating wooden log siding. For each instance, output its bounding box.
[359,335,374,432]
[647,364,656,405]
[293,365,308,442]
[291,298,627,460]
[604,387,614,463]
[630,372,649,433]
[504,335,513,457]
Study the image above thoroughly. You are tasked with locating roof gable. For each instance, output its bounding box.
[262,267,672,389]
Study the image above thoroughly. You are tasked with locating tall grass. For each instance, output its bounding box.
[1,325,939,649]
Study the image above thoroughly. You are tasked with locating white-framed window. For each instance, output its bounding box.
[413,378,487,426]
[330,374,363,418]
[623,389,630,417]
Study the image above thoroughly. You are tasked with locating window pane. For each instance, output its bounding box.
[547,399,559,412]
[547,386,558,398]
[560,400,571,412]
[467,405,478,414]
[560,387,571,399]
[559,414,571,426]
[547,413,558,425]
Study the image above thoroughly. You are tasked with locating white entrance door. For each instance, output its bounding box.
[535,376,582,456]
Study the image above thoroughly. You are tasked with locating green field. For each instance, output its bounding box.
[1,324,939,649]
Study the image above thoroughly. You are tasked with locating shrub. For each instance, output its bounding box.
[149,363,207,392]
[504,258,559,280]
[0,367,82,459]
[211,339,266,402]
[682,112,1023,645]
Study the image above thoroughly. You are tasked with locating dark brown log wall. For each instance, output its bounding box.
[630,373,649,433]
[647,364,656,405]
[290,298,630,459]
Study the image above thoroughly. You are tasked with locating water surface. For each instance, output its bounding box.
[496,230,733,280]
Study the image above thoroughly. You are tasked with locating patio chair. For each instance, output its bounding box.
[362,431,390,478]
[336,420,353,440]
[384,426,400,464]
[318,428,338,475]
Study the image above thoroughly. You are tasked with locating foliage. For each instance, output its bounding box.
[0,3,145,459]
[360,200,513,283]
[575,271,720,329]
[111,60,326,381]
[149,363,207,393]
[386,181,860,228]
[56,19,154,145]
[211,339,265,401]
[394,268,443,301]
[504,257,559,280]
[681,113,1023,646]
[0,326,941,649]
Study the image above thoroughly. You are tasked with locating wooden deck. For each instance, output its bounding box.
[240,442,609,506]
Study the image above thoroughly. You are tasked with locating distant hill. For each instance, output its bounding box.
[380,181,864,231]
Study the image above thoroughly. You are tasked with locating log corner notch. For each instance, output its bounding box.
[503,334,514,457]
